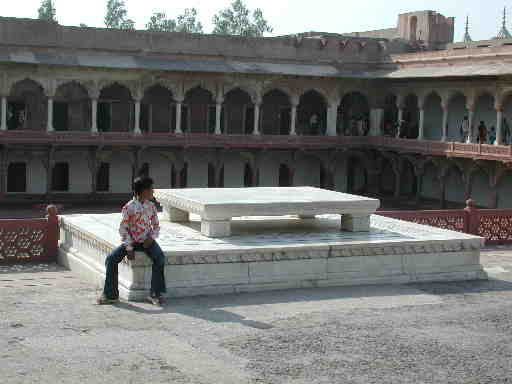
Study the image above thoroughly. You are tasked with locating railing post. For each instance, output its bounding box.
[463,199,479,235]
[46,205,59,261]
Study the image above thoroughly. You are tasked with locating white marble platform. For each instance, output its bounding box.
[58,212,487,301]
[154,187,380,237]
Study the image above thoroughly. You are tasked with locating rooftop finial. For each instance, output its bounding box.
[495,7,512,39]
[463,15,473,43]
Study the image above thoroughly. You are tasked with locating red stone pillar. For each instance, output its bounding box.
[46,205,59,261]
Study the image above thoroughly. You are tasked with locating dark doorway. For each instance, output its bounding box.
[279,164,292,187]
[96,162,110,192]
[7,162,27,192]
[52,162,69,191]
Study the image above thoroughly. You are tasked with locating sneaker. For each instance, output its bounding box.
[147,296,161,306]
[97,295,119,305]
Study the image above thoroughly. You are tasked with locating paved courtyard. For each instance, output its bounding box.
[1,248,512,384]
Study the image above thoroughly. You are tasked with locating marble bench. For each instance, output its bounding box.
[154,187,380,238]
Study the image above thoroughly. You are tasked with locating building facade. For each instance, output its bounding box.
[2,11,512,209]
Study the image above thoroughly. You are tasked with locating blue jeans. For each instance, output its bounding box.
[102,241,166,299]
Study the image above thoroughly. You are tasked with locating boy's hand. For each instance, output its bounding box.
[143,239,154,249]
[126,250,135,261]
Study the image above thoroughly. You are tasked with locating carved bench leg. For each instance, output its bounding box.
[341,214,370,232]
[164,206,190,222]
[201,220,231,237]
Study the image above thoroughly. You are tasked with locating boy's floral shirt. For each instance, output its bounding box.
[119,199,160,251]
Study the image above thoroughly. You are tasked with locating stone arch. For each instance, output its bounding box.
[141,84,175,133]
[420,161,441,205]
[223,84,258,104]
[474,92,496,144]
[98,82,134,132]
[339,91,370,136]
[261,89,291,135]
[447,92,467,141]
[54,81,90,132]
[297,90,327,136]
[8,78,47,131]
[422,92,443,140]
[224,87,254,134]
[184,86,215,133]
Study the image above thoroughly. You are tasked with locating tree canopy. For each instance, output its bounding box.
[212,0,272,37]
[38,0,57,23]
[105,0,135,30]
[146,8,203,33]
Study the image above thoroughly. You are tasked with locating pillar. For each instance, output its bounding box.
[418,108,425,140]
[370,108,384,136]
[215,98,223,135]
[415,174,423,205]
[290,103,297,136]
[467,107,475,143]
[91,98,98,133]
[47,97,54,132]
[396,108,403,138]
[0,149,7,196]
[441,104,448,142]
[175,100,183,134]
[253,103,261,135]
[496,107,503,145]
[134,99,141,134]
[1,96,7,131]
[326,100,339,136]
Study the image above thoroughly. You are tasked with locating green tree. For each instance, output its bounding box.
[79,23,88,28]
[146,12,176,32]
[212,0,272,37]
[105,0,135,30]
[38,0,57,23]
[175,8,203,33]
[146,8,203,34]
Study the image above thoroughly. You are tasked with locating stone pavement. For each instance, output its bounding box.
[1,248,512,384]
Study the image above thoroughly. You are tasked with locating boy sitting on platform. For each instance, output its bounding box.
[97,177,166,306]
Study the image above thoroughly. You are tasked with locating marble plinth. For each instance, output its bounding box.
[155,187,380,237]
[58,212,487,301]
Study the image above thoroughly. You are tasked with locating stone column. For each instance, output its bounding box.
[175,100,183,134]
[91,98,98,133]
[326,100,339,136]
[441,103,448,142]
[215,98,223,135]
[47,97,54,132]
[0,149,7,196]
[370,108,384,136]
[253,102,261,135]
[290,103,298,136]
[418,108,425,140]
[1,96,7,131]
[467,107,475,143]
[134,99,141,134]
[496,106,503,145]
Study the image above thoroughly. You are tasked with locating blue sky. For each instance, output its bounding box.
[1,0,506,42]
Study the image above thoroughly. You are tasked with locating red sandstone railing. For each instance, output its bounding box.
[0,205,59,264]
[378,199,512,245]
[1,131,512,161]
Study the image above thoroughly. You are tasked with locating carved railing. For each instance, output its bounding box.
[1,131,512,161]
[378,199,512,245]
[0,206,59,264]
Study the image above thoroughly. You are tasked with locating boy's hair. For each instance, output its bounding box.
[133,177,154,195]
